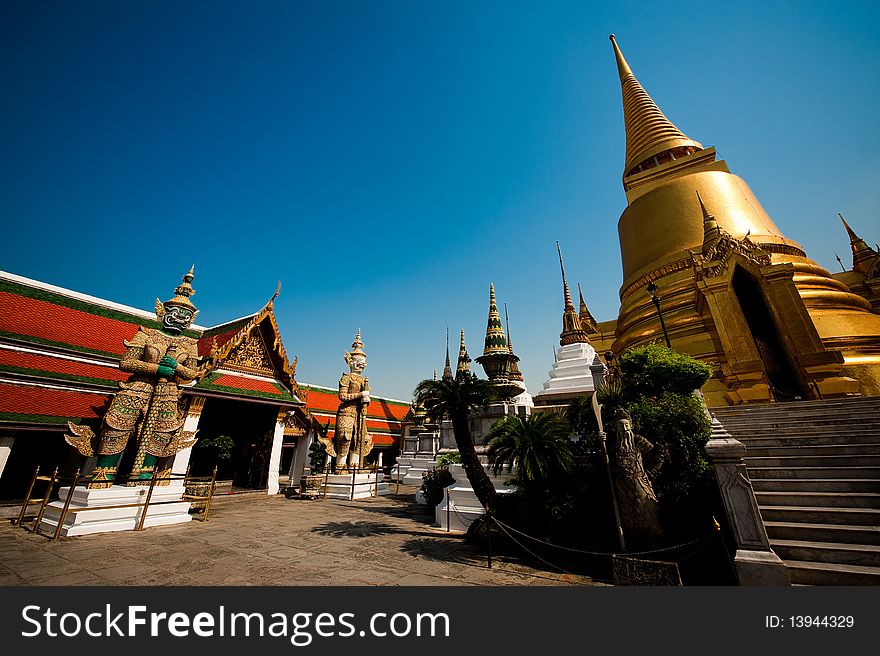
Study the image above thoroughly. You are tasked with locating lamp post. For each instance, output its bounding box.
[646,280,671,348]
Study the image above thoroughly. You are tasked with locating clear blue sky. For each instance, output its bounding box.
[2,1,878,400]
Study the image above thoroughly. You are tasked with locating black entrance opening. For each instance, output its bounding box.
[731,267,807,401]
[0,431,76,500]
[189,397,278,489]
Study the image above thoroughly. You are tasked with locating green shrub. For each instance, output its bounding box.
[619,344,711,398]
[308,439,328,473]
[420,466,454,509]
[436,452,461,468]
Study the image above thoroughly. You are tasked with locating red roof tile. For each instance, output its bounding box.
[197,325,244,357]
[211,374,283,396]
[0,291,139,355]
[0,382,111,420]
[0,349,128,384]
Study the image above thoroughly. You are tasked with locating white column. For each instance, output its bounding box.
[171,396,206,488]
[266,409,287,496]
[0,436,15,480]
[289,430,312,487]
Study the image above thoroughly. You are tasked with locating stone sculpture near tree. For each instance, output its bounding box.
[612,408,663,544]
[326,330,373,472]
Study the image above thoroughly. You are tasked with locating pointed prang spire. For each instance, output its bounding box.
[456,329,472,378]
[482,283,508,356]
[504,303,524,382]
[609,34,703,178]
[442,327,454,381]
[577,283,599,334]
[556,242,590,346]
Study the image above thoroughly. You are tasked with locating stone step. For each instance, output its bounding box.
[710,397,880,413]
[760,505,880,525]
[783,560,880,586]
[748,466,880,480]
[771,539,880,567]
[736,434,880,447]
[743,444,880,458]
[720,426,880,438]
[744,454,880,468]
[752,478,880,493]
[755,491,880,508]
[764,521,880,545]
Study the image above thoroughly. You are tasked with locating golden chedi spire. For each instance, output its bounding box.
[839,213,877,274]
[577,283,599,334]
[606,35,880,404]
[610,34,703,178]
[557,242,590,346]
[456,329,472,378]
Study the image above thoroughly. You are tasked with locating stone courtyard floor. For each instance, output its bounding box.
[0,486,604,586]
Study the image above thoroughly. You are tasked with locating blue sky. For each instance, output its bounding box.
[2,1,879,400]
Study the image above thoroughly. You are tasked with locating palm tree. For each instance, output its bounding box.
[414,372,499,508]
[485,412,574,483]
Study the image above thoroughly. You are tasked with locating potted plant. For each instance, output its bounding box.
[186,434,235,498]
[299,439,328,499]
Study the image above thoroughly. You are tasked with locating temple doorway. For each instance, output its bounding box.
[731,267,807,401]
[188,397,279,489]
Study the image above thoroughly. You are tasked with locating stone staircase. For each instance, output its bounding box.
[710,396,880,585]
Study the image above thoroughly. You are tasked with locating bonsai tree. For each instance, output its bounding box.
[414,372,499,509]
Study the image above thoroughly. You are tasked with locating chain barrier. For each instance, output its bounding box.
[491,514,713,558]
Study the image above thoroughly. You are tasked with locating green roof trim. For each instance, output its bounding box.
[194,372,297,402]
[0,279,200,339]
[0,364,120,389]
[0,412,84,426]
[0,330,122,359]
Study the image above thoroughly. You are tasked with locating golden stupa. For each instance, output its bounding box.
[591,36,880,406]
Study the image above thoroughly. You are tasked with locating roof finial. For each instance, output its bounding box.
[504,303,524,382]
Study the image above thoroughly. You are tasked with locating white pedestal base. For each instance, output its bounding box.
[39,484,193,537]
[435,463,514,533]
[321,473,390,500]
[401,456,439,486]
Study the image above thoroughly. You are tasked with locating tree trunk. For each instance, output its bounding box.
[451,412,497,508]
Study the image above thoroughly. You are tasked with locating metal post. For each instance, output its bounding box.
[396,462,401,494]
[52,468,81,540]
[13,466,40,526]
[652,296,671,348]
[446,486,451,532]
[136,465,160,531]
[322,455,331,499]
[485,503,492,569]
[202,466,218,522]
[599,430,626,552]
[32,466,59,534]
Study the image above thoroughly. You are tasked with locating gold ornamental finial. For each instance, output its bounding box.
[697,191,720,233]
[577,283,599,334]
[610,34,703,177]
[350,328,366,357]
[557,241,575,311]
[839,213,876,273]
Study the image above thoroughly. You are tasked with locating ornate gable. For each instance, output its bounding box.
[199,283,299,391]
